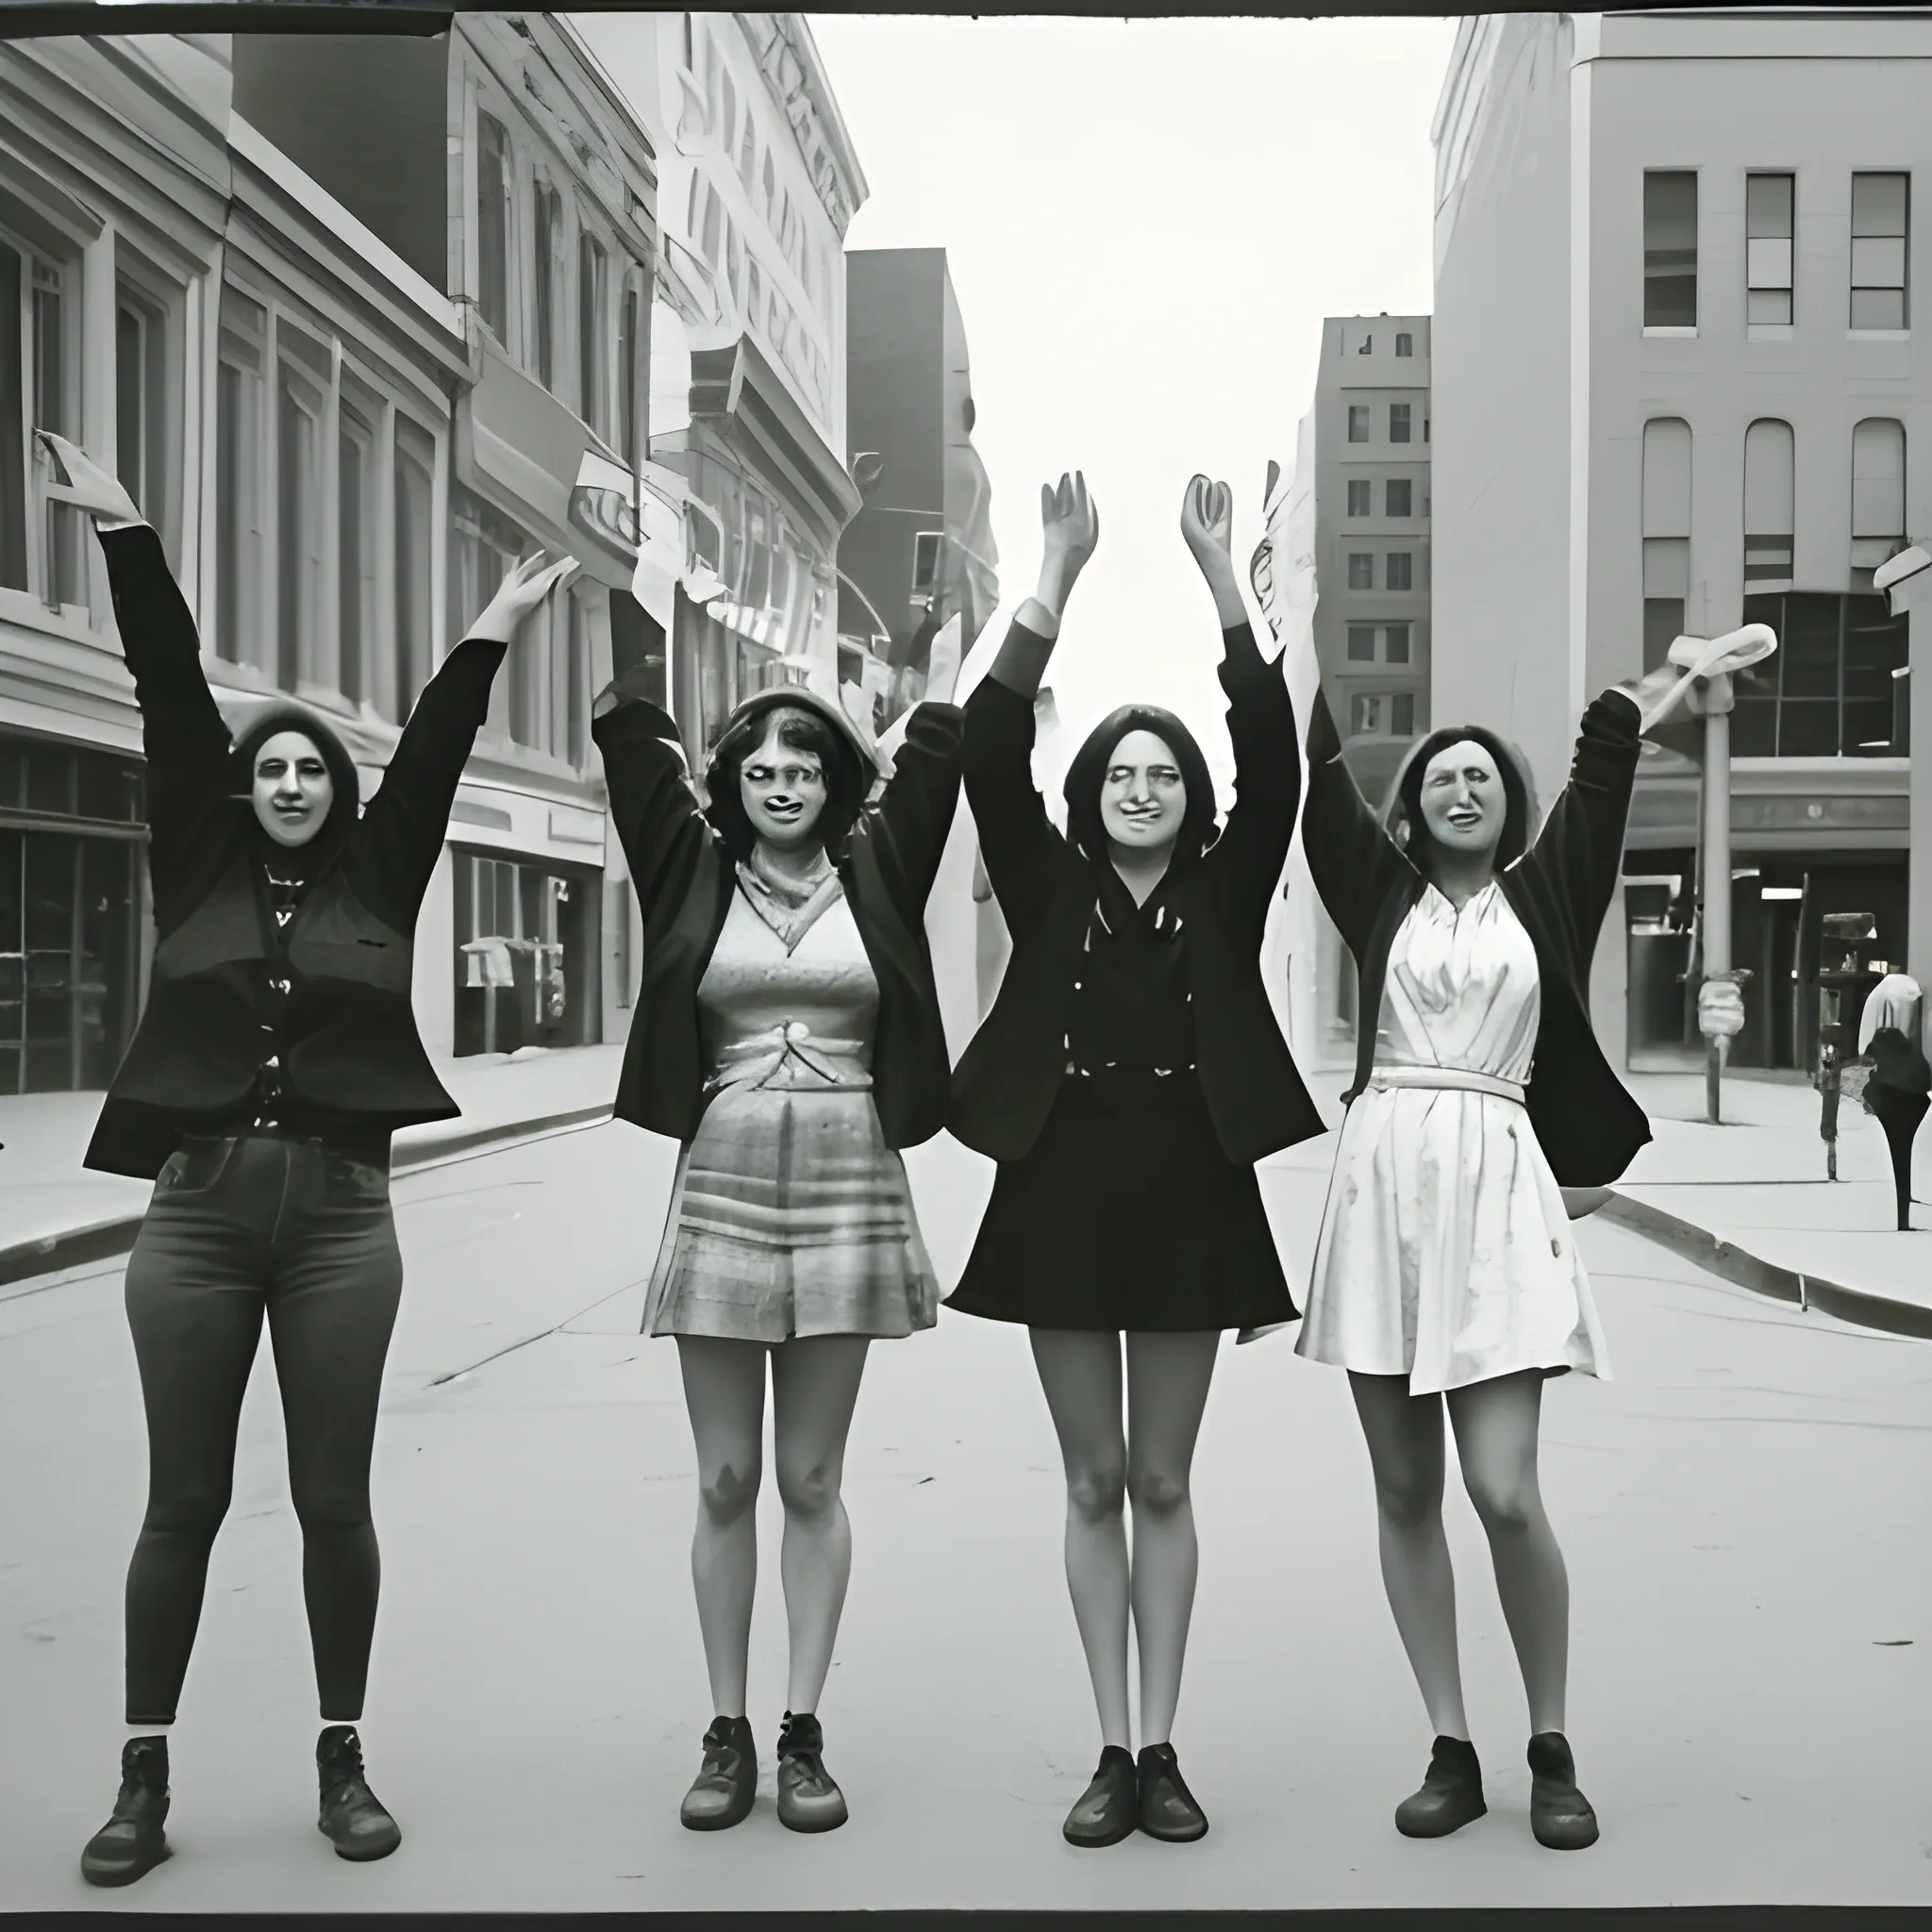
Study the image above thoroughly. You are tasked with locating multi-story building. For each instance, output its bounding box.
[1311,312,1433,808]
[0,20,666,1097]
[571,8,867,767]
[1430,8,1932,1074]
[839,246,998,730]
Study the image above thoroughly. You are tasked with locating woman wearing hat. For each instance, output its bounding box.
[592,645,964,1835]
[945,474,1324,1849]
[34,432,573,1887]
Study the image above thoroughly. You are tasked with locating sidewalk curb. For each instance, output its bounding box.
[0,1105,615,1291]
[1600,1192,1932,1343]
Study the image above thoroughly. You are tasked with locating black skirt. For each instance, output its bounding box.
[946,1066,1299,1333]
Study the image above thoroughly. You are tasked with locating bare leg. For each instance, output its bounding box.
[1029,1329,1131,1751]
[770,1334,872,1715]
[675,1337,768,1718]
[1123,1331,1221,1747]
[1447,1370,1568,1736]
[1347,1372,1469,1740]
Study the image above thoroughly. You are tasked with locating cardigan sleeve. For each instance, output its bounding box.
[591,683,716,933]
[1204,622,1300,906]
[349,636,508,930]
[95,525,239,924]
[1300,684,1411,959]
[961,646,1069,942]
[858,699,964,913]
[1517,687,1642,963]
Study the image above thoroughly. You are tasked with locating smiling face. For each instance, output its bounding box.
[1417,737,1506,866]
[1099,728,1187,857]
[739,716,828,852]
[251,729,336,848]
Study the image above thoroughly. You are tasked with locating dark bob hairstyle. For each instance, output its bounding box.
[704,698,871,861]
[1387,724,1536,875]
[1061,704,1219,869]
[225,697,363,865]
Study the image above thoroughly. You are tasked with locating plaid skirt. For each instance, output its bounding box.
[643,1080,941,1344]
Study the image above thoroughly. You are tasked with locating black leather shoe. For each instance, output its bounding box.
[317,1725,402,1861]
[1394,1735,1488,1839]
[681,1715,758,1830]
[80,1736,172,1887]
[774,1710,847,1833]
[1527,1732,1599,1850]
[1136,1741,1208,1842]
[1062,1745,1139,1848]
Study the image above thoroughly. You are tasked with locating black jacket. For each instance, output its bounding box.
[948,620,1325,1168]
[1303,684,1652,1188]
[84,525,507,1179]
[592,691,963,1150]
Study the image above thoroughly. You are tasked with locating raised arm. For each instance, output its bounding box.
[1298,688,1412,958]
[859,699,964,913]
[351,554,572,929]
[591,675,715,930]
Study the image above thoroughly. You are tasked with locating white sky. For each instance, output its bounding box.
[808,12,1458,780]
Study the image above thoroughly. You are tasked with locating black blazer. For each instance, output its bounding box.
[1302,684,1652,1188]
[84,525,507,1179]
[948,620,1325,1168]
[592,690,963,1151]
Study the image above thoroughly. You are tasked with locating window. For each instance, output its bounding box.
[1745,172,1794,325]
[1387,551,1413,591]
[275,347,325,689]
[1346,624,1375,661]
[1742,418,1794,587]
[337,404,376,709]
[1385,622,1411,664]
[1390,403,1411,443]
[391,420,434,723]
[1641,417,1691,673]
[1350,692,1415,737]
[1851,172,1909,330]
[475,110,512,342]
[681,9,694,71]
[1386,477,1412,518]
[1351,693,1383,735]
[578,231,608,434]
[1346,478,1371,516]
[532,182,559,388]
[698,182,723,270]
[1852,418,1907,579]
[1395,332,1413,357]
[115,283,172,555]
[618,279,643,468]
[910,530,941,599]
[2,227,83,605]
[720,69,738,158]
[1644,170,1699,328]
[215,287,267,668]
[1391,692,1416,736]
[1347,405,1370,443]
[1732,590,1907,757]
[1347,552,1374,591]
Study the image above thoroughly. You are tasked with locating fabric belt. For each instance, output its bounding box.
[709,1024,872,1093]
[1363,1065,1527,1106]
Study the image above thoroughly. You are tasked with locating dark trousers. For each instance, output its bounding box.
[1870,1085,1929,1231]
[121,1132,404,1725]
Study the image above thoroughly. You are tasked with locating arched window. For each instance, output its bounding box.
[1851,417,1907,570]
[1641,418,1691,671]
[1742,418,1794,587]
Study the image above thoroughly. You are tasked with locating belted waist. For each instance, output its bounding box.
[708,1023,873,1093]
[1360,1064,1527,1106]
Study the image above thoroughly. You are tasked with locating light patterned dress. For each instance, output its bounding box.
[1294,880,1610,1395]
[642,876,941,1344]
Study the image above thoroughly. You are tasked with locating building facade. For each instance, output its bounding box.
[570,9,868,770]
[0,19,667,1096]
[1431,8,1932,1073]
[838,246,998,730]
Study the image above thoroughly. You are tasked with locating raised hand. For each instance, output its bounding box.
[1040,471,1098,591]
[36,431,142,526]
[467,551,578,644]
[1181,475,1235,580]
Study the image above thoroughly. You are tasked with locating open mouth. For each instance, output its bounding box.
[1446,808,1482,830]
[274,803,310,820]
[762,799,804,823]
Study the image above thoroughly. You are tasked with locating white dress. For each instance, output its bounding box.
[1294,880,1610,1396]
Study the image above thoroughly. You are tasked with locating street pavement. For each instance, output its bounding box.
[4,1119,1932,1911]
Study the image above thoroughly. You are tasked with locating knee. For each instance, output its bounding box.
[1126,1465,1191,1520]
[1467,1476,1541,1539]
[1373,1472,1440,1534]
[775,1456,841,1525]
[1065,1458,1127,1526]
[698,1457,760,1527]
[291,1485,372,1536]
[142,1484,231,1541]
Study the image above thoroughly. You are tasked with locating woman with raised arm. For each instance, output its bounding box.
[591,635,963,1836]
[1285,569,1692,1852]
[947,475,1324,1849]
[35,433,575,1888]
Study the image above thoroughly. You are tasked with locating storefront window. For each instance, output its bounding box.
[452,847,601,1057]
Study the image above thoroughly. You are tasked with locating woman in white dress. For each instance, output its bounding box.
[1284,653,1690,1851]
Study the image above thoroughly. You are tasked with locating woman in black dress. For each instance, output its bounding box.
[1857,974,1929,1229]
[948,474,1324,1848]
[38,432,573,1887]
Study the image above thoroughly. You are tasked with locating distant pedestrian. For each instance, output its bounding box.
[1282,564,1694,1853]
[35,432,575,1888]
[1857,974,1929,1231]
[593,641,964,1834]
[946,475,1324,1849]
